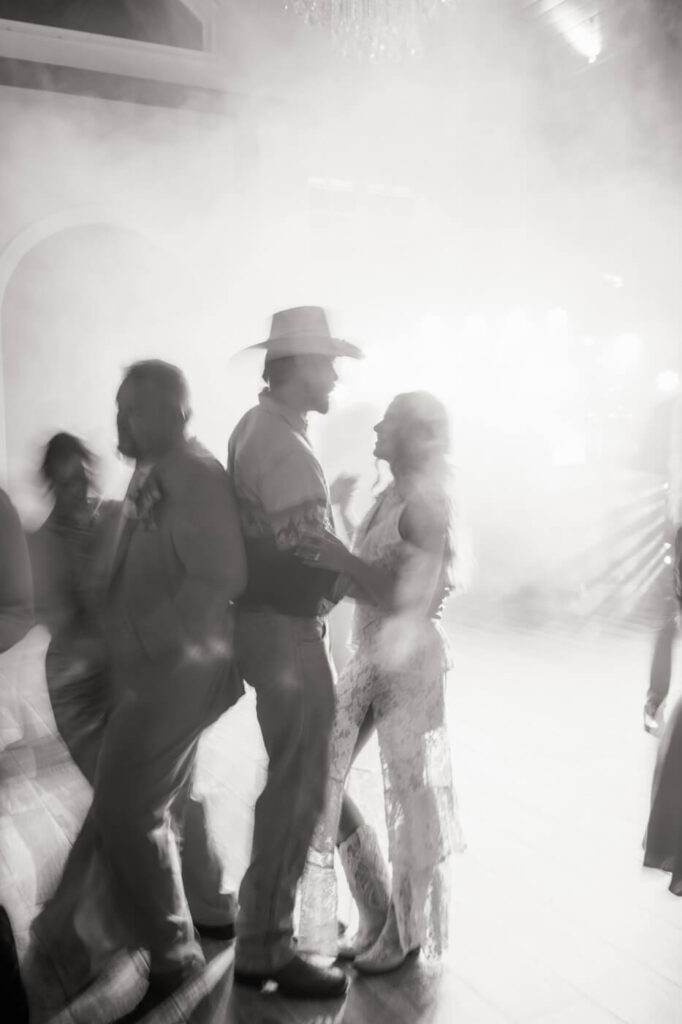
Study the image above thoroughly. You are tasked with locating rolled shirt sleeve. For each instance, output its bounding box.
[260,451,332,550]
[228,395,339,615]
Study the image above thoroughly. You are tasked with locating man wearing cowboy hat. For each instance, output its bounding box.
[228,306,362,998]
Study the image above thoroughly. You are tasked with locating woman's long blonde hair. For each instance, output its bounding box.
[387,391,472,593]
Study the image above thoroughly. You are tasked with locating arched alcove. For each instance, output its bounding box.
[0,213,197,524]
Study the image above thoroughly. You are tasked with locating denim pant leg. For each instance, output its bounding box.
[235,611,335,973]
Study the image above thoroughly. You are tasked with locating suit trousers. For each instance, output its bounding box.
[234,609,335,973]
[90,658,231,977]
[33,789,231,996]
[33,657,235,990]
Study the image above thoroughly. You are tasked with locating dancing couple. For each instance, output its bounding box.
[28,306,467,1019]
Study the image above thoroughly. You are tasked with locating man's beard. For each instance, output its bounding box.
[307,386,331,415]
[117,430,140,460]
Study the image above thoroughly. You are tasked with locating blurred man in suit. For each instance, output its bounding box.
[30,363,246,1022]
[98,361,246,1021]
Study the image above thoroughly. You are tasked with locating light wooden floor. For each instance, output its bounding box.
[1,618,681,1024]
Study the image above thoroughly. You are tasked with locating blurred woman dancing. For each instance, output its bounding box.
[643,524,682,893]
[28,432,112,782]
[297,391,468,974]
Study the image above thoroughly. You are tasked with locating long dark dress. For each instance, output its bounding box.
[27,503,112,782]
[643,523,682,893]
[644,696,682,894]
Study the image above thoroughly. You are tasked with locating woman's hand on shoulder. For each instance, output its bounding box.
[329,473,358,514]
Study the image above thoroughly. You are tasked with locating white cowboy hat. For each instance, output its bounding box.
[242,306,363,360]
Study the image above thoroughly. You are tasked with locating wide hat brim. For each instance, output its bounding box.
[241,334,364,360]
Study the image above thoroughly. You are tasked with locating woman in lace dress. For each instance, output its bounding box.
[296,391,467,974]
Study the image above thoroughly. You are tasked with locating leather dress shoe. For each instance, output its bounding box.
[234,953,348,999]
[194,920,236,942]
[112,962,204,1023]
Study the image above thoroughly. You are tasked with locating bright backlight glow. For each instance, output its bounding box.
[657,370,680,394]
[549,4,603,64]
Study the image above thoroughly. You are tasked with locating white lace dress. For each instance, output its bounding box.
[299,483,465,958]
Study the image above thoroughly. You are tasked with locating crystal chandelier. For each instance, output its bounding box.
[284,0,456,61]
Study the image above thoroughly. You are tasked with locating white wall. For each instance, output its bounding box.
[0,84,261,523]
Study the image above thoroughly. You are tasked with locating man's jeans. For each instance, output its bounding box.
[234,609,335,973]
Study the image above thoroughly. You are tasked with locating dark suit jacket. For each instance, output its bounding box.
[104,439,247,707]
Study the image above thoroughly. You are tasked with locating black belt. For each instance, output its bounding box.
[236,601,327,619]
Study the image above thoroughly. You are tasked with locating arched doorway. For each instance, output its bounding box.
[0,211,202,523]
